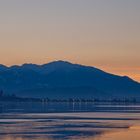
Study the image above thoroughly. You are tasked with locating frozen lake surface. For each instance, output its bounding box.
[0,102,140,140]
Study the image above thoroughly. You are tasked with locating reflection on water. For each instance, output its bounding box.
[1,102,140,113]
[0,102,140,140]
[93,125,140,140]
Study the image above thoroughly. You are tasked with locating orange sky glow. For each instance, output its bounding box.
[0,0,140,82]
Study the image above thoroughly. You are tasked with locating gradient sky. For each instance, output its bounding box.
[0,0,140,81]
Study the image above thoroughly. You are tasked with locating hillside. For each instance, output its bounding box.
[0,61,140,99]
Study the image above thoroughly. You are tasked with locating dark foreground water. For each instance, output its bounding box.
[0,102,140,140]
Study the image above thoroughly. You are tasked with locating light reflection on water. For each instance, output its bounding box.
[0,102,140,140]
[93,126,140,140]
[1,102,140,113]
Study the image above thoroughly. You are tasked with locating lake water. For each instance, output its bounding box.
[0,102,140,140]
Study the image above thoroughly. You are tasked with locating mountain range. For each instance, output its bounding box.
[0,60,140,99]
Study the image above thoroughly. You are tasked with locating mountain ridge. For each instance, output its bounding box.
[0,60,140,99]
[0,60,137,81]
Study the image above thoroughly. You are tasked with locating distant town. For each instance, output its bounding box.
[0,90,139,103]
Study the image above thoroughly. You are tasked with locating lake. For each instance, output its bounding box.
[0,102,140,140]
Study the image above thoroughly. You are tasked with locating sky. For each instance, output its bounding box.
[0,0,140,81]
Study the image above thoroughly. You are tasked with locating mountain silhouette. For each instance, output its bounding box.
[0,60,140,99]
